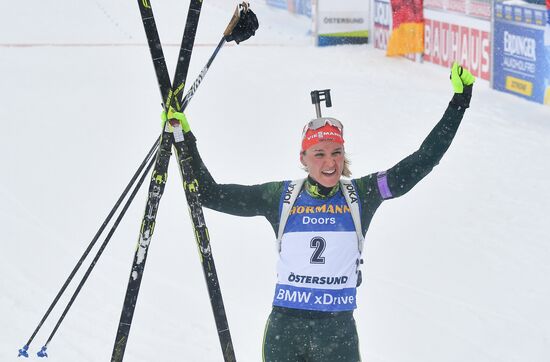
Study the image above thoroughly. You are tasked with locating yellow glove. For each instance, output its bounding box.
[449,63,475,109]
[450,62,475,93]
[160,107,191,133]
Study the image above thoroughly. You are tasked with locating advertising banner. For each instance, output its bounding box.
[373,0,392,50]
[315,0,370,46]
[424,0,491,19]
[372,0,489,69]
[266,0,287,10]
[266,0,312,17]
[493,2,549,104]
[423,9,491,80]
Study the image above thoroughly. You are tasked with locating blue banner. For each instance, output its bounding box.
[493,3,550,104]
[266,0,312,18]
[266,0,287,10]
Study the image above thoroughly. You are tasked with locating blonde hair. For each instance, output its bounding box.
[300,152,352,177]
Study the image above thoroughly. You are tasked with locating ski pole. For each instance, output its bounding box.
[18,137,160,358]
[19,2,258,358]
[18,12,245,353]
[180,2,258,111]
[34,145,158,358]
[29,34,239,354]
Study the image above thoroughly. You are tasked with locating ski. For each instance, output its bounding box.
[112,1,257,360]
[16,0,257,359]
[111,0,203,361]
[173,136,237,360]
[169,8,257,360]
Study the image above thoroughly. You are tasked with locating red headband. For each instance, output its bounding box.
[301,124,344,152]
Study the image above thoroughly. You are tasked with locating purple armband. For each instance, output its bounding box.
[377,171,393,199]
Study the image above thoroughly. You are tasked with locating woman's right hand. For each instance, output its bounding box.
[161,107,191,133]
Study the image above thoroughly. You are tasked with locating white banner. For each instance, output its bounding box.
[424,8,491,80]
[317,11,369,34]
[314,0,370,45]
[424,0,491,20]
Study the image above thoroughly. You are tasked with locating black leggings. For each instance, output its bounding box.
[262,307,361,362]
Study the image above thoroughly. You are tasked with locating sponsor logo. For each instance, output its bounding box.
[468,0,491,19]
[496,4,546,25]
[186,65,208,99]
[323,17,365,24]
[302,216,336,225]
[288,273,349,285]
[424,19,491,80]
[534,10,543,25]
[373,0,391,50]
[275,288,355,306]
[305,131,341,142]
[316,293,355,306]
[524,9,533,24]
[496,3,504,19]
[283,182,296,204]
[504,31,536,61]
[514,7,523,22]
[289,204,351,215]
[505,76,533,96]
[447,0,466,14]
[505,6,513,20]
[373,0,391,27]
[276,288,312,303]
[424,0,490,19]
[502,56,536,74]
[343,182,358,203]
[424,0,444,11]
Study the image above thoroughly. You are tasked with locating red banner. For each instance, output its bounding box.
[387,0,425,56]
[423,18,491,80]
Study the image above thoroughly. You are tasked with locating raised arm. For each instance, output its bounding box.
[370,63,475,200]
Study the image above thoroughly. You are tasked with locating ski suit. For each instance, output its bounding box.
[184,102,467,362]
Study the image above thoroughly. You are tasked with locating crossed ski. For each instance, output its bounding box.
[18,1,258,361]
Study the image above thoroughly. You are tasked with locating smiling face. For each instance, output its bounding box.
[300,141,345,188]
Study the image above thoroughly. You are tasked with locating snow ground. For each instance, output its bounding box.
[1,1,550,361]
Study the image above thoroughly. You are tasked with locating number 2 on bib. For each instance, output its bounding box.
[310,237,326,264]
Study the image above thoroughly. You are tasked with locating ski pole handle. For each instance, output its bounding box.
[224,2,258,44]
[224,2,249,38]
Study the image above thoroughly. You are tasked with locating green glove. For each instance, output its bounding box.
[450,63,475,110]
[450,62,475,93]
[160,107,191,133]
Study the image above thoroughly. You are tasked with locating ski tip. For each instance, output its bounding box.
[17,345,29,358]
[36,346,48,358]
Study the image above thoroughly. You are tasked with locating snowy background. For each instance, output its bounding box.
[1,0,550,361]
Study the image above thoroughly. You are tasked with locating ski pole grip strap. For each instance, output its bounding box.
[224,2,247,37]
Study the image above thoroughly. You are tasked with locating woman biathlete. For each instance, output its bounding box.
[166,63,475,361]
